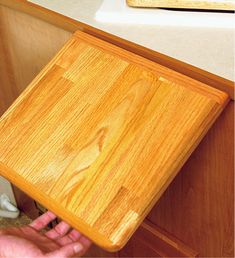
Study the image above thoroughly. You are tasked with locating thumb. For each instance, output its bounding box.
[46,243,84,258]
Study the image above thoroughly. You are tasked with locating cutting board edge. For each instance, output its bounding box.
[126,0,235,10]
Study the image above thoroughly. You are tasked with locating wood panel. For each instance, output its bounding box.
[119,221,198,257]
[0,5,71,98]
[0,7,18,116]
[147,101,234,257]
[0,30,228,251]
[0,0,234,99]
[127,0,235,10]
[85,244,119,258]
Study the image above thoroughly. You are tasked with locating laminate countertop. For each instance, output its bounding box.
[28,0,234,82]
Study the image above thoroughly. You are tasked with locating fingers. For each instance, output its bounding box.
[30,211,92,257]
[46,242,84,258]
[47,237,92,258]
[56,229,82,246]
[55,230,92,256]
[29,211,56,231]
[45,221,71,240]
[79,236,92,253]
[44,218,91,252]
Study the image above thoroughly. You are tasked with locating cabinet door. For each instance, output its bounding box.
[119,222,198,257]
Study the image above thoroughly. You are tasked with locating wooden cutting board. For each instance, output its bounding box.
[0,31,228,251]
[127,0,235,10]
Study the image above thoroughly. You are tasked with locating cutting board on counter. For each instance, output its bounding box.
[127,0,235,10]
[0,31,228,251]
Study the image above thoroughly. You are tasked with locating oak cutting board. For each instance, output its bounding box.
[0,31,229,251]
[127,0,235,10]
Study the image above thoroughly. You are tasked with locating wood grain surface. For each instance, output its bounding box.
[0,31,229,251]
[127,0,235,10]
[0,5,71,115]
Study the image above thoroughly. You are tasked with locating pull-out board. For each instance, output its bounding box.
[127,0,235,10]
[0,31,228,251]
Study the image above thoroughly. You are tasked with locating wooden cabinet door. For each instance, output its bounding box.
[119,222,198,257]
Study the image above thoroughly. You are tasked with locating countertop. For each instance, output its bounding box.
[28,0,234,81]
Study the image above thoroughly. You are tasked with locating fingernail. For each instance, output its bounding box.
[74,243,83,253]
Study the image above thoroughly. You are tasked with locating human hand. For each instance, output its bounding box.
[0,211,91,258]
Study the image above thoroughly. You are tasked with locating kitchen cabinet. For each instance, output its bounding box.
[0,1,233,257]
